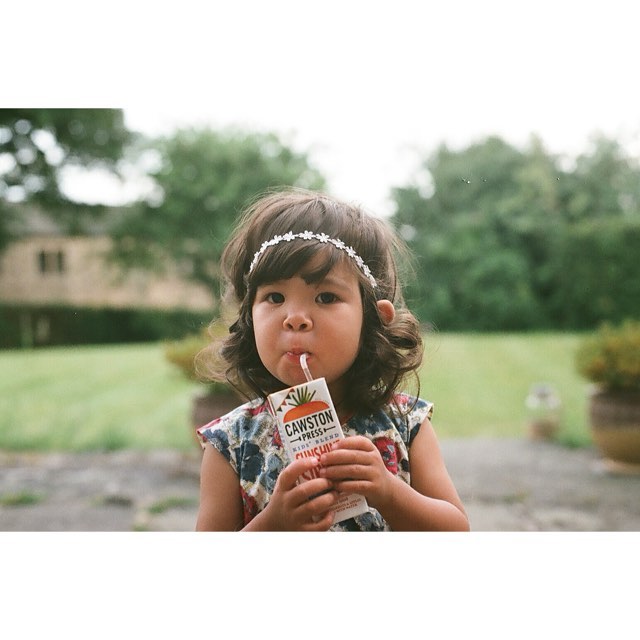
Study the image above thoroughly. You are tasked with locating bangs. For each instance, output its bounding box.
[234,191,392,302]
[249,241,345,287]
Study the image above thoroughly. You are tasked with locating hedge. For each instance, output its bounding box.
[0,304,213,348]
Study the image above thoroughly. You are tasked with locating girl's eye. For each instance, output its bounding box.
[316,292,338,304]
[265,292,285,304]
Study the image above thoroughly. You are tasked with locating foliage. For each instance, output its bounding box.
[110,127,326,306]
[0,109,131,248]
[0,304,210,348]
[164,329,209,382]
[147,496,198,514]
[548,219,640,329]
[0,491,44,507]
[163,323,230,394]
[575,320,640,392]
[391,134,640,331]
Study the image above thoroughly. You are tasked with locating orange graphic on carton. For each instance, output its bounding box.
[280,387,328,421]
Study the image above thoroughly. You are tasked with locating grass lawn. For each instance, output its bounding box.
[0,343,200,451]
[419,332,589,446]
[0,333,592,452]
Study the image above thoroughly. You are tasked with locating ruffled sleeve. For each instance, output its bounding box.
[388,393,434,445]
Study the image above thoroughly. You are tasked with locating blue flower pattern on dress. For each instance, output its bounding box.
[198,393,433,531]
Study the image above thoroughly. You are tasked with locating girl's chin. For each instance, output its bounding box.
[270,365,346,396]
[273,371,308,389]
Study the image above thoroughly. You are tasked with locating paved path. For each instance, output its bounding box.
[1,438,639,531]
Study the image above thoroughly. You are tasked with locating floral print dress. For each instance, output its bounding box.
[197,393,434,531]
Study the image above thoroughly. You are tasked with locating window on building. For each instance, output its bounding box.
[38,249,66,274]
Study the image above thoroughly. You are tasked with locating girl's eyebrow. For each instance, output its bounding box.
[314,274,353,291]
[256,273,355,290]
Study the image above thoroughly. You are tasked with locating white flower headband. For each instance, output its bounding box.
[248,230,377,288]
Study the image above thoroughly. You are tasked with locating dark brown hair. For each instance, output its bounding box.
[198,188,423,415]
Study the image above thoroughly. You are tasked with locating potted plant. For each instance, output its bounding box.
[575,319,640,473]
[164,325,242,440]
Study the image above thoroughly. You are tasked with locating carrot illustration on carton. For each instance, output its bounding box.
[282,387,329,424]
[266,354,369,524]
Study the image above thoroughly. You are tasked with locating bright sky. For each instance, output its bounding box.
[8,0,640,216]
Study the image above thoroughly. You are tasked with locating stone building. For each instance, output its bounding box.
[0,206,215,345]
[0,234,214,311]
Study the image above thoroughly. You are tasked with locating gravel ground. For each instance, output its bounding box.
[1,438,639,531]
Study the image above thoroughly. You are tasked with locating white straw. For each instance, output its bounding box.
[299,353,313,382]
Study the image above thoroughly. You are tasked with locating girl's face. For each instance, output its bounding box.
[251,257,364,406]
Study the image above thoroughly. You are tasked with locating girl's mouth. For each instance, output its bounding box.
[285,351,313,372]
[286,350,310,360]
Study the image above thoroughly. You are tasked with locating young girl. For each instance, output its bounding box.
[196,188,469,531]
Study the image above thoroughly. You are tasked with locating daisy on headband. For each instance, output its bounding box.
[248,230,377,288]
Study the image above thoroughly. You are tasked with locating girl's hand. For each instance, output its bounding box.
[261,457,338,531]
[319,422,470,532]
[319,436,396,511]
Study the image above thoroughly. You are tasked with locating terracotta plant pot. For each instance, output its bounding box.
[191,391,242,445]
[527,418,560,441]
[589,389,640,473]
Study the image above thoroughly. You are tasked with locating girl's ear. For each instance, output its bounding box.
[376,299,396,325]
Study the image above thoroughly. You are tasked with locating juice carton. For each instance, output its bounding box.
[267,370,369,524]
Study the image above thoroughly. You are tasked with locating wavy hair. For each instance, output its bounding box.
[197,188,423,415]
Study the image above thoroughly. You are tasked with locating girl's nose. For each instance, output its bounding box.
[283,308,313,331]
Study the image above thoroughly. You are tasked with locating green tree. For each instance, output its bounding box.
[111,127,326,304]
[392,136,559,328]
[548,219,640,328]
[0,109,130,249]
[390,133,640,330]
[562,134,640,221]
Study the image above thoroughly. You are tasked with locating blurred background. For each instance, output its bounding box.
[4,5,640,635]
[1,1,639,453]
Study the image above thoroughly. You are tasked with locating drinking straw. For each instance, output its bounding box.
[299,353,314,382]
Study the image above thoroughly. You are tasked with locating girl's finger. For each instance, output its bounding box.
[277,457,320,490]
[319,449,374,467]
[332,479,370,496]
[320,463,371,481]
[330,436,375,452]
[301,509,335,531]
[290,478,335,506]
